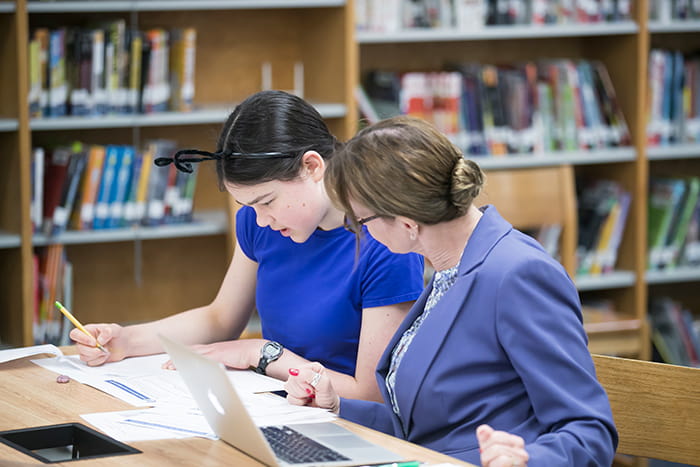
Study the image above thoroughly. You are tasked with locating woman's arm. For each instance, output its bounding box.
[497,258,617,466]
[201,301,412,401]
[71,242,259,365]
[265,301,413,401]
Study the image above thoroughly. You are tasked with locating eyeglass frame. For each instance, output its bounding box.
[343,214,382,232]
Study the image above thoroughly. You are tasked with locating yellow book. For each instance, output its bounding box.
[134,146,154,224]
[75,145,106,230]
[589,201,620,275]
[169,27,196,112]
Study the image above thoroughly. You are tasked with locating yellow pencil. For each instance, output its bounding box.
[55,301,107,353]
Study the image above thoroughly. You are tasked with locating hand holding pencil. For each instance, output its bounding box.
[55,301,107,353]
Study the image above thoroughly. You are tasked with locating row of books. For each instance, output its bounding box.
[33,245,73,345]
[650,297,700,367]
[28,20,196,118]
[648,177,700,271]
[647,49,700,146]
[31,139,198,236]
[359,59,630,156]
[649,0,700,21]
[576,179,630,276]
[356,0,632,32]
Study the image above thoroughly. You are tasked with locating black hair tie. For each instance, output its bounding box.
[155,148,299,174]
[154,148,223,174]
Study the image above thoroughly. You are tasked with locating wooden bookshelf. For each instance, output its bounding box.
[4,0,699,363]
[644,14,700,367]
[358,0,652,359]
[0,0,356,347]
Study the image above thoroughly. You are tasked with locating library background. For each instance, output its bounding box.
[0,0,698,457]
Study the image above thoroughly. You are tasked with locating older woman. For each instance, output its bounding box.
[285,116,617,467]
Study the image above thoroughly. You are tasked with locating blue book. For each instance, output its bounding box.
[107,146,135,228]
[93,145,121,229]
[48,29,67,117]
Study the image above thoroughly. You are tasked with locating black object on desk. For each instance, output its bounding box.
[0,423,141,463]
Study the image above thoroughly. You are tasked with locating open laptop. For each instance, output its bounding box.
[158,335,404,467]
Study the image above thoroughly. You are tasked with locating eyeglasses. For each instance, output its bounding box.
[343,214,382,232]
[154,148,297,174]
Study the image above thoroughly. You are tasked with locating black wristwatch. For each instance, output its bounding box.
[255,341,284,375]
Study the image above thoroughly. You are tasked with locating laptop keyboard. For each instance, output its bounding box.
[261,426,350,464]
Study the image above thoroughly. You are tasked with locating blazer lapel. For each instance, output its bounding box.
[379,206,513,437]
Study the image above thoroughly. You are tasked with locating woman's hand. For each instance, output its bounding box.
[70,323,126,366]
[285,362,340,414]
[161,339,262,370]
[477,424,529,467]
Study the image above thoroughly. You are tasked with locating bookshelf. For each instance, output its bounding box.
[357,0,651,359]
[646,14,700,365]
[0,0,356,346]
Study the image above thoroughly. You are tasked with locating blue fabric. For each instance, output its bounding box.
[236,206,424,376]
[339,206,618,466]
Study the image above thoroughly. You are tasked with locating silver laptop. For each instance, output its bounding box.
[158,335,404,467]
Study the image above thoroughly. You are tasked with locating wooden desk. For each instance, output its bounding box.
[0,355,473,466]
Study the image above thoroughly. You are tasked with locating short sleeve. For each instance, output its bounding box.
[359,235,424,309]
[235,206,258,262]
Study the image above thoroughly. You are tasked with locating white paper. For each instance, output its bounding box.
[32,353,285,407]
[81,408,204,442]
[0,344,63,364]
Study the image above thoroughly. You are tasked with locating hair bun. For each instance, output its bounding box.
[450,158,485,213]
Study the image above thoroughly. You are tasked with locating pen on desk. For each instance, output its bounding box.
[55,301,107,353]
[360,462,421,467]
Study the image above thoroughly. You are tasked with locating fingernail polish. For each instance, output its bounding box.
[310,394,315,399]
[305,388,311,394]
[289,368,299,376]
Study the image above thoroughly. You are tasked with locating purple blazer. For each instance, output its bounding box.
[340,206,617,466]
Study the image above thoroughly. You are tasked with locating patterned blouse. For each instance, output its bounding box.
[385,261,461,433]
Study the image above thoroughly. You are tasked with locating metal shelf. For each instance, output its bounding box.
[27,0,344,13]
[358,21,638,44]
[576,270,636,291]
[0,2,14,13]
[646,267,700,285]
[0,232,21,249]
[475,147,636,170]
[648,20,700,33]
[33,210,227,246]
[0,119,18,132]
[647,143,700,161]
[30,102,346,131]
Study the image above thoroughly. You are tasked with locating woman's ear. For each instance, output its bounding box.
[395,216,420,239]
[301,151,325,182]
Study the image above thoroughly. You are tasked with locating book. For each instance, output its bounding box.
[42,146,72,235]
[126,29,143,114]
[664,177,700,268]
[31,147,45,232]
[48,28,68,117]
[75,144,106,230]
[648,178,686,269]
[143,140,177,226]
[169,27,196,112]
[107,145,135,228]
[650,297,691,366]
[51,142,88,236]
[93,145,121,229]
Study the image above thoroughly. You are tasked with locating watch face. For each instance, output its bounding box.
[263,342,283,359]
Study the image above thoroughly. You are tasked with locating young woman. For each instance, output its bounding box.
[285,116,617,466]
[70,91,424,402]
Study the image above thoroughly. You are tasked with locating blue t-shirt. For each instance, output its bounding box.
[236,206,424,376]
